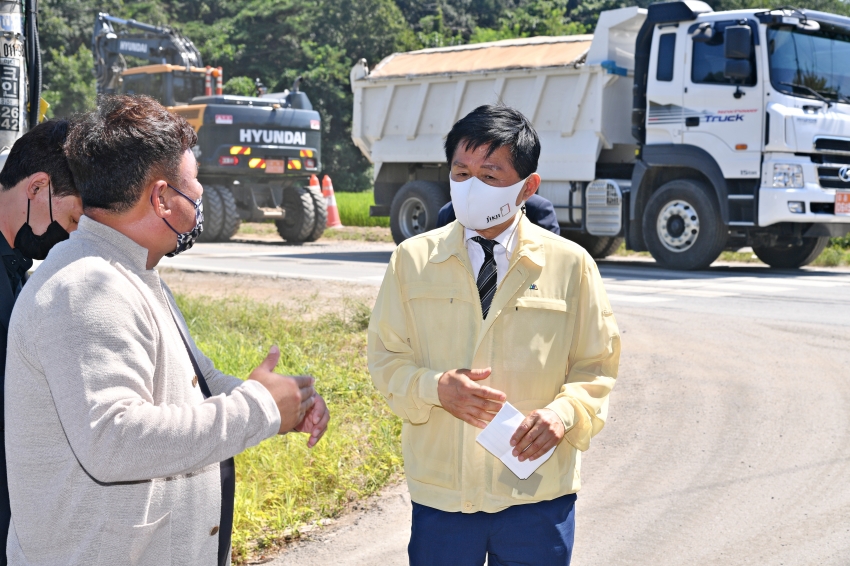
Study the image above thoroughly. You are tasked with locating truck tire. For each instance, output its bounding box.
[276,186,316,242]
[197,185,223,242]
[216,186,242,241]
[568,234,624,259]
[642,179,727,270]
[752,237,830,268]
[390,180,448,244]
[304,183,328,242]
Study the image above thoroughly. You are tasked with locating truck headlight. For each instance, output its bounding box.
[772,164,803,188]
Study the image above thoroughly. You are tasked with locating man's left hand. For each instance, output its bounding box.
[294,394,330,448]
[510,409,565,462]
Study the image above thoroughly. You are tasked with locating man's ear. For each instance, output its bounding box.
[517,173,541,205]
[24,172,51,200]
[149,180,172,220]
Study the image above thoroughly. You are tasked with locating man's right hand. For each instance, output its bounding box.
[437,368,506,428]
[248,345,316,434]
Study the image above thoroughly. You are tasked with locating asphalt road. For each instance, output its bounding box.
[166,242,850,565]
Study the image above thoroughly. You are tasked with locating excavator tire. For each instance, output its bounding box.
[197,185,223,242]
[216,186,242,241]
[304,183,328,242]
[275,186,316,243]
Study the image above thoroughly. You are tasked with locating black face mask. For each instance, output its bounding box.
[13,184,70,261]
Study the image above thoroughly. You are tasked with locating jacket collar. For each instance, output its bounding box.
[74,215,150,273]
[429,215,546,269]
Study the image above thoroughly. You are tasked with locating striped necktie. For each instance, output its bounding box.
[473,236,498,319]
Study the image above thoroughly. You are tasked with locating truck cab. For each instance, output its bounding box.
[351,1,850,269]
[632,1,850,267]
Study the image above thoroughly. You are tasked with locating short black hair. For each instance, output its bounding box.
[64,94,198,213]
[444,104,540,179]
[0,119,78,198]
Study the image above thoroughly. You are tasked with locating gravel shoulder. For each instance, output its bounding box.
[160,269,380,316]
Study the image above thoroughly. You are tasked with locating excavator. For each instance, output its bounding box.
[91,12,327,243]
[0,0,44,169]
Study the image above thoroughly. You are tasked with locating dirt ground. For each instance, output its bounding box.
[160,269,380,314]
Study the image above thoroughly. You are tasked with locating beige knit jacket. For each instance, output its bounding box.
[4,216,281,565]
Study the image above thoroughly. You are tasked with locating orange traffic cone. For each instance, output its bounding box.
[308,173,321,193]
[322,175,343,228]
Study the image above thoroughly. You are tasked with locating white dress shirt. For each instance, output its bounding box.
[464,212,522,288]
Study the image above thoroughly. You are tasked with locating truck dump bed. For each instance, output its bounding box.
[367,35,592,78]
[351,7,646,224]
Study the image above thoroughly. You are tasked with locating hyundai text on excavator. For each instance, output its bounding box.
[92,12,327,242]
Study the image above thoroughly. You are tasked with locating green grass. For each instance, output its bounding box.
[335,190,390,228]
[176,295,402,564]
[811,243,850,267]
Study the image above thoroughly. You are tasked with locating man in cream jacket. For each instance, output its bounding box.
[368,105,620,565]
[4,95,330,566]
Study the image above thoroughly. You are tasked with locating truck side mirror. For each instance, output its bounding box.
[724,26,752,59]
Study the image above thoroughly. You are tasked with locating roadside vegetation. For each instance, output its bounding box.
[812,235,850,267]
[335,191,390,228]
[176,295,402,564]
[612,236,850,267]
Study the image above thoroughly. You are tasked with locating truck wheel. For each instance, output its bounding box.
[752,237,830,268]
[390,181,448,245]
[304,183,328,242]
[197,185,223,242]
[568,234,624,259]
[642,179,727,270]
[275,186,316,242]
[216,186,242,241]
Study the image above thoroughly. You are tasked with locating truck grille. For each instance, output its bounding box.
[812,154,850,189]
[814,137,850,154]
[810,202,835,214]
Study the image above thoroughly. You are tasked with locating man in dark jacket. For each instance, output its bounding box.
[0,119,82,564]
[436,193,561,235]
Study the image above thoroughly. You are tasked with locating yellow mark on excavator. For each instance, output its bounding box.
[230,146,251,155]
[167,104,206,131]
[299,149,314,158]
[248,158,266,169]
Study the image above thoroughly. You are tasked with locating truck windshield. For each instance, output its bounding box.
[768,26,850,103]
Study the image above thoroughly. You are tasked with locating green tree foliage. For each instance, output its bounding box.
[222,76,257,97]
[41,45,97,118]
[37,0,850,190]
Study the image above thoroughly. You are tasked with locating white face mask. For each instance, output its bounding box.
[450,176,528,230]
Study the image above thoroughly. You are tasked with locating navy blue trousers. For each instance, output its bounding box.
[408,493,576,566]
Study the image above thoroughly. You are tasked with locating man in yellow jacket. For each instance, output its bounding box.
[368,104,621,566]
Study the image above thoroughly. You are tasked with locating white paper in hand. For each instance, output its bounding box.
[476,402,556,480]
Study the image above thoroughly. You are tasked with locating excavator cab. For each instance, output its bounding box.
[119,65,207,107]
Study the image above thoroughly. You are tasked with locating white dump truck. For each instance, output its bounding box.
[351,1,850,269]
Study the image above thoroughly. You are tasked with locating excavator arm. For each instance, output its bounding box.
[92,12,202,94]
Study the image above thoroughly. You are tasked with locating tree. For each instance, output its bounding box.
[41,45,97,118]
